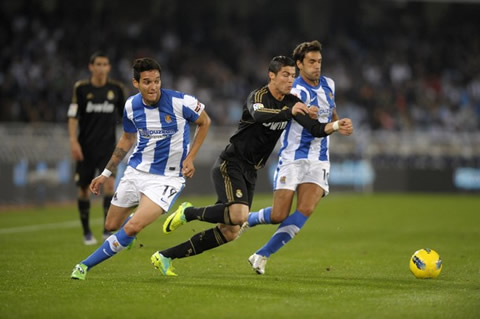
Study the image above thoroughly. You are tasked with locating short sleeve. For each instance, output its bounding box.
[291,86,309,105]
[67,82,82,118]
[122,99,137,133]
[182,94,204,122]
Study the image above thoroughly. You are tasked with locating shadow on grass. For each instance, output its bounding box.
[138,270,478,297]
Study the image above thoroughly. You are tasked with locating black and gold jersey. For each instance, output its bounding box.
[221,85,327,169]
[68,79,126,155]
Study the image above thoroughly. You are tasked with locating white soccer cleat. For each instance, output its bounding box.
[236,221,250,239]
[248,253,268,275]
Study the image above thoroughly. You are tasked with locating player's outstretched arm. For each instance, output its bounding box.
[90,132,136,195]
[324,118,353,136]
[247,92,308,123]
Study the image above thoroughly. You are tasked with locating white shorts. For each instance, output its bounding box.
[111,166,185,212]
[273,159,330,195]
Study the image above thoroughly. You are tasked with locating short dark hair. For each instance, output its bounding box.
[268,55,295,74]
[292,40,322,63]
[132,57,162,81]
[89,51,109,64]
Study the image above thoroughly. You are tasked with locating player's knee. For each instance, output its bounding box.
[104,214,122,232]
[228,206,248,225]
[230,214,247,225]
[104,220,118,232]
[123,221,142,236]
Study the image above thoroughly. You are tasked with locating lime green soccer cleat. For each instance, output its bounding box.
[151,252,177,276]
[126,237,137,250]
[71,263,88,280]
[163,202,192,234]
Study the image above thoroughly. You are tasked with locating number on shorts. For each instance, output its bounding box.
[162,185,177,198]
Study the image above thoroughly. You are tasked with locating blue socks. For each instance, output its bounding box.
[82,227,135,269]
[248,207,272,227]
[256,211,308,258]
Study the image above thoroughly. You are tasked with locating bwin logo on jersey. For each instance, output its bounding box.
[86,101,115,113]
[263,121,287,130]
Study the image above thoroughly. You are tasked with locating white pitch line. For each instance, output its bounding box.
[0,218,103,235]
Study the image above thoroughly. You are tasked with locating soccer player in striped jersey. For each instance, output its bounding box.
[71,57,211,280]
[246,40,354,275]
[151,56,352,276]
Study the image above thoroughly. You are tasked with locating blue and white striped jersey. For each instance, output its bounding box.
[123,88,204,176]
[278,75,335,163]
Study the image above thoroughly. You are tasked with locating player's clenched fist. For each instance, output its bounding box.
[337,118,353,136]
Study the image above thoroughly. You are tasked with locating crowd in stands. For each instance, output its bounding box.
[1,0,479,131]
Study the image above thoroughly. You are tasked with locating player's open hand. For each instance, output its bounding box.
[291,102,309,116]
[337,118,354,136]
[89,175,106,195]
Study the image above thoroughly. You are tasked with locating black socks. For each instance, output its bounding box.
[160,227,228,259]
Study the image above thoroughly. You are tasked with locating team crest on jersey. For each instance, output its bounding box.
[329,92,334,100]
[87,93,94,100]
[165,115,172,123]
[280,176,286,184]
[107,90,115,100]
[236,189,243,198]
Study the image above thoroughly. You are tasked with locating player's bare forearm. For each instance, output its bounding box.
[105,132,136,171]
[182,111,210,178]
[105,148,127,172]
[68,118,84,160]
[188,111,211,161]
[67,118,78,142]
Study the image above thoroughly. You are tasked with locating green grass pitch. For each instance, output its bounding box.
[0,193,479,318]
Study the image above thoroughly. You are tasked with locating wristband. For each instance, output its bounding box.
[332,120,339,131]
[101,168,112,178]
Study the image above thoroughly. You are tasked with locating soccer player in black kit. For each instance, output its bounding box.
[67,51,126,245]
[150,56,352,275]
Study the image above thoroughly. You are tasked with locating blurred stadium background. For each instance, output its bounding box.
[1,0,479,206]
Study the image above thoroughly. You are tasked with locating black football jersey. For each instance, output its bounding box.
[68,79,125,155]
[221,85,327,169]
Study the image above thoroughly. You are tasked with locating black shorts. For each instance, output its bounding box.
[211,157,257,209]
[75,150,112,188]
